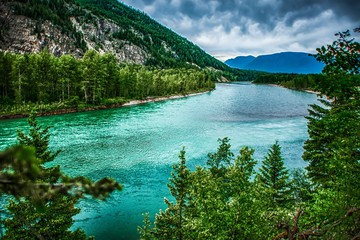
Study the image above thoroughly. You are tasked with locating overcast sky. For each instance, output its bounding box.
[120,0,360,61]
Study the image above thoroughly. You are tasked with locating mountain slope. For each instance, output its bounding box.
[224,56,255,69]
[0,0,231,71]
[225,52,324,74]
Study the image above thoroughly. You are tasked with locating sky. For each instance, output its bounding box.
[120,0,360,61]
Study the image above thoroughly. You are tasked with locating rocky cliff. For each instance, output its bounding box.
[0,0,151,63]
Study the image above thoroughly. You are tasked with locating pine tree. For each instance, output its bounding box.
[303,29,360,191]
[3,112,86,239]
[300,29,360,238]
[17,112,60,164]
[206,137,234,177]
[226,147,262,239]
[150,147,191,240]
[2,112,121,239]
[258,141,292,206]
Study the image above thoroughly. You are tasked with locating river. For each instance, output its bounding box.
[0,82,319,239]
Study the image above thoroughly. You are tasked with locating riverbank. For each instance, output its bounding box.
[264,83,320,95]
[0,91,211,120]
[122,91,209,107]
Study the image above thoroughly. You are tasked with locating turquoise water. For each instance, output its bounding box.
[0,83,318,239]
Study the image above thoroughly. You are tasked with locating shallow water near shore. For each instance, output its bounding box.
[0,82,318,239]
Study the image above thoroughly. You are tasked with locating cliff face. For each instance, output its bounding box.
[0,3,70,55]
[0,0,147,63]
[69,13,148,63]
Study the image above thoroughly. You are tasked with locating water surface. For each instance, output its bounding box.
[0,83,318,239]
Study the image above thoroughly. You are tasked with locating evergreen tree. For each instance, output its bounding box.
[226,147,264,239]
[0,145,42,198]
[3,197,89,240]
[138,213,152,240]
[290,168,313,203]
[230,146,257,186]
[2,112,121,239]
[300,28,360,238]
[150,147,191,240]
[303,29,360,191]
[58,54,81,101]
[257,141,292,206]
[183,165,230,239]
[206,137,234,177]
[17,112,60,164]
[0,52,14,102]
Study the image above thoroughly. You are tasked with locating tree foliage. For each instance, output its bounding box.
[303,28,360,188]
[149,148,191,239]
[253,72,322,91]
[206,137,234,177]
[257,141,292,207]
[141,139,292,239]
[0,113,122,239]
[299,28,360,238]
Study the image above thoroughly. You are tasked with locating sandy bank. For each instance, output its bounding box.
[122,91,209,107]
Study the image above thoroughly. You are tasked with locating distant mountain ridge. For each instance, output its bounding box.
[225,55,255,69]
[225,52,324,74]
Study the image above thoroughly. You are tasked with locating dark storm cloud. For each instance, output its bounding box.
[280,0,360,22]
[178,0,206,19]
[120,0,359,59]
[121,0,359,29]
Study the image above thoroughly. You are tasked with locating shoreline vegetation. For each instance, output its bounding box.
[251,72,322,91]
[0,49,220,120]
[0,90,211,120]
[261,83,320,95]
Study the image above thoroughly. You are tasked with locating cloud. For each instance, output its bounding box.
[120,0,360,60]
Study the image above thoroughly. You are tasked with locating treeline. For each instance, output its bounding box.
[140,29,360,239]
[0,50,216,115]
[252,73,324,90]
[253,72,360,91]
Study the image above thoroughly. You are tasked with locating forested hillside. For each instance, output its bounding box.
[0,0,241,72]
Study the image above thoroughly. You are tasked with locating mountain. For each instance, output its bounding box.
[225,52,324,74]
[0,0,230,71]
[224,56,255,69]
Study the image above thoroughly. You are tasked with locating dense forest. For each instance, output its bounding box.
[139,29,360,239]
[0,49,216,116]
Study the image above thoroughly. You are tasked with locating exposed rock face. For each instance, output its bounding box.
[0,1,148,63]
[0,2,81,57]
